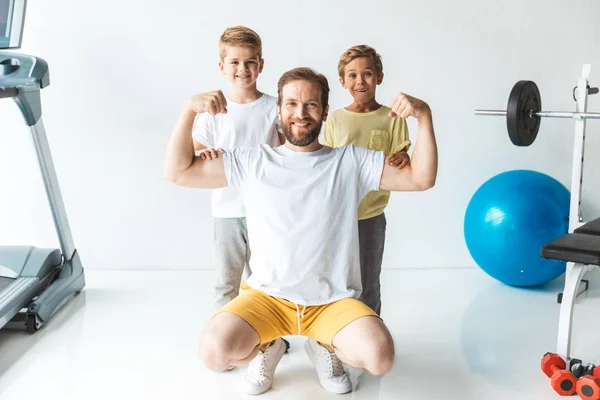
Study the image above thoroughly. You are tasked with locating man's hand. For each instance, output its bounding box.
[379,92,437,192]
[196,147,225,160]
[385,150,410,169]
[185,90,228,116]
[388,93,431,120]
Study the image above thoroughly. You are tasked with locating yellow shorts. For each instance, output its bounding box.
[217,282,379,346]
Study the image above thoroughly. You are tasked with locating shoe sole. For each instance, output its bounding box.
[304,340,352,394]
[282,338,291,353]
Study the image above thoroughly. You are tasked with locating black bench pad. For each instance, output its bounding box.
[574,217,600,236]
[541,233,600,265]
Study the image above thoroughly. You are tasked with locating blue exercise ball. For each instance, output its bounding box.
[464,170,570,287]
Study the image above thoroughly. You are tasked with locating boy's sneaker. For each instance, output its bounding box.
[304,338,352,394]
[242,338,287,395]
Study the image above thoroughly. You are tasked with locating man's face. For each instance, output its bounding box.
[278,80,328,147]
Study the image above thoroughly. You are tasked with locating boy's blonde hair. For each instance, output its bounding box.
[337,45,383,79]
[219,26,262,60]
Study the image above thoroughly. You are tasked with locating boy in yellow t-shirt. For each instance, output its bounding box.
[321,44,410,316]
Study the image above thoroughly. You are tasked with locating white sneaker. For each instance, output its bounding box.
[304,338,352,394]
[242,338,286,395]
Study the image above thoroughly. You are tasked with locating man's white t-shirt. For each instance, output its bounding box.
[223,144,385,306]
[192,94,280,218]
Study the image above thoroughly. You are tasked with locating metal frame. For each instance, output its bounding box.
[555,64,595,366]
[475,109,600,119]
[29,118,76,260]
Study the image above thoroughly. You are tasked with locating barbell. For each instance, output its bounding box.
[475,80,600,146]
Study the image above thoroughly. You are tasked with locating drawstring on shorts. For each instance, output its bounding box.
[294,303,307,335]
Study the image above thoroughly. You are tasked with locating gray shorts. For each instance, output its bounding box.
[358,213,386,315]
[212,217,251,309]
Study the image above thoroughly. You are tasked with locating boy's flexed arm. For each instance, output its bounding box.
[164,91,229,189]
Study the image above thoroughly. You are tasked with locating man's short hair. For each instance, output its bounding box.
[277,67,330,109]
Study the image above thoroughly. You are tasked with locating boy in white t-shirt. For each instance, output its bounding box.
[192,26,284,311]
[191,26,289,374]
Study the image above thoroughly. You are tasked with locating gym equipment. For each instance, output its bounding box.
[463,169,570,287]
[474,79,600,147]
[573,364,584,376]
[576,365,600,400]
[541,218,600,372]
[0,0,25,49]
[0,0,85,333]
[571,361,591,379]
[477,65,599,378]
[541,352,577,396]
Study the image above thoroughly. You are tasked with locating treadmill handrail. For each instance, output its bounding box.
[1,51,76,260]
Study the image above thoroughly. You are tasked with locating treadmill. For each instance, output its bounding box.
[0,0,85,333]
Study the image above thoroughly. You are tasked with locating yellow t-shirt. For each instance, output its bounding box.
[321,105,411,220]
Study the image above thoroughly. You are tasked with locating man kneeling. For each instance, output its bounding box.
[164,67,438,395]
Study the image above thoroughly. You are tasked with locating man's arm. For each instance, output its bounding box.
[164,91,229,189]
[380,93,437,192]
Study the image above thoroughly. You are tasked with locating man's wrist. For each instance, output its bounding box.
[182,98,198,116]
[416,108,432,124]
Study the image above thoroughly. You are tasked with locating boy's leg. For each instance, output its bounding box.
[213,217,250,309]
[358,213,386,315]
[240,217,252,282]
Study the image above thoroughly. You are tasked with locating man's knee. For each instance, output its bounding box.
[199,312,260,371]
[200,328,230,371]
[366,348,395,376]
[363,334,395,375]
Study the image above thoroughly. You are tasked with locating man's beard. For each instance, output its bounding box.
[282,119,323,147]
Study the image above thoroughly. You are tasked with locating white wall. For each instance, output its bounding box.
[1,0,599,270]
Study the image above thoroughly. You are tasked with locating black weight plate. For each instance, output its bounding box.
[506,80,541,146]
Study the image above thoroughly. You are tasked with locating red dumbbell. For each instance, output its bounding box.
[576,365,600,400]
[541,353,577,396]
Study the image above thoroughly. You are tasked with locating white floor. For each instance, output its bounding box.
[0,268,599,400]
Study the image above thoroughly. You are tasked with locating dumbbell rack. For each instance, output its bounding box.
[542,352,600,399]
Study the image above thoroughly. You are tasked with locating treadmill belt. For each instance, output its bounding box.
[0,277,14,292]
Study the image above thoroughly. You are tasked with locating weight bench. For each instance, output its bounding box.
[541,216,600,367]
